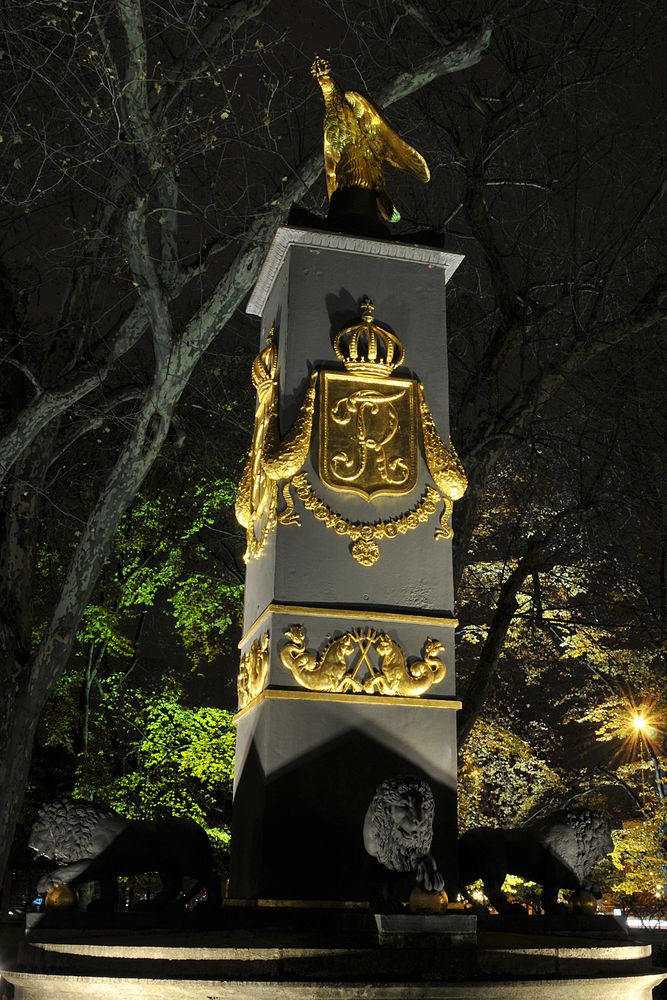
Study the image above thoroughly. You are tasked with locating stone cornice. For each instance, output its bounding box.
[246,226,464,317]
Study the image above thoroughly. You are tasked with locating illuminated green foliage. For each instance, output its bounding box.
[42,671,236,869]
[30,469,242,869]
[169,575,242,665]
[458,719,564,832]
[73,475,243,669]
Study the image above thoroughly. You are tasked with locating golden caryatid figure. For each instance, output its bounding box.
[311,57,430,223]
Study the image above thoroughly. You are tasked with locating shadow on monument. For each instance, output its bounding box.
[230,724,457,903]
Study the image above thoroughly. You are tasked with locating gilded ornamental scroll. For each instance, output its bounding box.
[235,326,316,562]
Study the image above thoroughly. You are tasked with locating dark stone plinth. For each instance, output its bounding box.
[287,189,446,247]
[289,188,391,240]
[375,912,477,947]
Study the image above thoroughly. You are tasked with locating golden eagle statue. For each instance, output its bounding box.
[311,57,430,223]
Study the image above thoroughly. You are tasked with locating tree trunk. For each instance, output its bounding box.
[457,533,557,746]
[0,669,40,883]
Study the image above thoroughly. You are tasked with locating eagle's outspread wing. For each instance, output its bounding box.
[344,90,430,183]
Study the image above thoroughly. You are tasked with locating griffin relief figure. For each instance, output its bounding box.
[366,636,447,698]
[279,625,363,693]
[279,626,447,699]
[312,57,430,222]
[237,632,270,710]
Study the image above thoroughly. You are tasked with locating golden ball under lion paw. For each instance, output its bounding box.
[408,886,448,914]
[45,883,79,910]
[569,889,598,915]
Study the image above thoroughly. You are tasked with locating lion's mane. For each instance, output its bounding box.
[29,799,116,864]
[531,808,613,880]
[363,776,435,872]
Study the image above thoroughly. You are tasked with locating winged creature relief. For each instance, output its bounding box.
[237,632,270,710]
[366,636,447,698]
[279,625,363,693]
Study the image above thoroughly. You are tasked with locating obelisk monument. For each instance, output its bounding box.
[230,58,466,903]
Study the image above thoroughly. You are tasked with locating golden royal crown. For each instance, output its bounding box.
[332,298,405,378]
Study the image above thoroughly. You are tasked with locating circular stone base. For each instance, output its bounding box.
[2,910,664,1000]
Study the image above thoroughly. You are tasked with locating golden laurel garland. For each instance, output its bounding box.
[290,472,443,566]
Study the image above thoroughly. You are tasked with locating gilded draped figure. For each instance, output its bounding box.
[235,327,317,561]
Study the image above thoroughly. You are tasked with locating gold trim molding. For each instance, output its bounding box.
[239,603,458,650]
[234,687,462,723]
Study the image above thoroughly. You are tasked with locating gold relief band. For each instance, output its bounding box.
[280,625,448,698]
[234,687,462,723]
[239,603,458,650]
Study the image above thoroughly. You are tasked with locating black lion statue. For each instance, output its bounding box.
[363,775,444,909]
[458,809,613,915]
[30,799,221,911]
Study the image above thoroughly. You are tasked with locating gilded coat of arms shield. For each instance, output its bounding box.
[319,371,418,500]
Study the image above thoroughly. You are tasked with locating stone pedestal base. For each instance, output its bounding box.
[230,691,458,901]
[375,912,477,946]
[2,911,664,1000]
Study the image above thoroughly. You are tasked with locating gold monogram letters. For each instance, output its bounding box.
[319,373,418,499]
[279,625,447,698]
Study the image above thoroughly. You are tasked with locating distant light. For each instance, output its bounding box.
[633,715,647,731]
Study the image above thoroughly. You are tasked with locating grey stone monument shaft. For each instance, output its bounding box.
[230,225,464,902]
